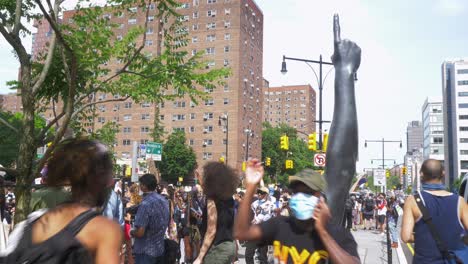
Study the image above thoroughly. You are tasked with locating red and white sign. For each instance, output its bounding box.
[314,153,326,167]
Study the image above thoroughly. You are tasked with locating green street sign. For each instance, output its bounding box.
[145,142,162,161]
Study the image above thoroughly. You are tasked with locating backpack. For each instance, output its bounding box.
[0,209,99,264]
[345,198,354,211]
[365,198,375,211]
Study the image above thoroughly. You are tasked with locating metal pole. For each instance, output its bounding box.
[131,141,138,183]
[382,138,385,193]
[226,116,229,165]
[319,55,323,151]
[245,130,250,161]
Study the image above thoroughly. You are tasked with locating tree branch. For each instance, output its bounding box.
[0,19,29,66]
[71,95,131,120]
[12,0,22,36]
[96,0,153,87]
[0,116,19,133]
[32,33,56,95]
[36,110,65,145]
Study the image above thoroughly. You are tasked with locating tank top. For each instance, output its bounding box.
[413,190,466,264]
[201,198,235,246]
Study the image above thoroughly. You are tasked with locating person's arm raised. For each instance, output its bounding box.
[233,159,264,241]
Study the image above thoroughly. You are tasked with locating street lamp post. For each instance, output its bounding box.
[281,55,334,151]
[244,128,254,161]
[364,138,402,192]
[218,114,229,165]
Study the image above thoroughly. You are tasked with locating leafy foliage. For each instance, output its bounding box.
[262,123,318,185]
[157,131,197,184]
[0,111,47,168]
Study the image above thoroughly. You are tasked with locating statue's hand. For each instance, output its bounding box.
[331,14,361,74]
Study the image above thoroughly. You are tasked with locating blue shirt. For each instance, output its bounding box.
[102,190,124,227]
[133,192,169,257]
[413,190,466,264]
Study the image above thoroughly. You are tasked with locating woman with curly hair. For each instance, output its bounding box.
[193,162,240,264]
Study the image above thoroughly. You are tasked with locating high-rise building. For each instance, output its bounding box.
[422,97,444,161]
[262,84,316,140]
[31,19,53,59]
[0,93,22,113]
[406,121,423,154]
[55,0,263,170]
[442,59,468,187]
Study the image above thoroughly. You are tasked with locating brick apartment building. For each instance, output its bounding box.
[0,93,22,113]
[262,84,316,140]
[17,0,264,171]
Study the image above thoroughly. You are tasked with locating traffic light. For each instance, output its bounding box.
[219,156,225,163]
[285,160,294,169]
[266,157,271,167]
[242,161,246,172]
[386,169,390,178]
[280,135,289,150]
[322,133,329,152]
[402,166,407,175]
[125,166,132,177]
[308,133,317,151]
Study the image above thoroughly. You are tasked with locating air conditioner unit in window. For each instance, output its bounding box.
[203,129,208,133]
[203,116,208,121]
[202,142,207,147]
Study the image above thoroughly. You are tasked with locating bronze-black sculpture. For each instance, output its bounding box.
[325,15,361,225]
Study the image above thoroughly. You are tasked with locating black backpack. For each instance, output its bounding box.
[345,198,354,211]
[1,209,99,264]
[365,198,375,211]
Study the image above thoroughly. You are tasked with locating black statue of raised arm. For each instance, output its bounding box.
[325,14,361,225]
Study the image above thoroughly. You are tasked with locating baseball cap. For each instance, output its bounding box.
[289,168,327,192]
[258,186,269,194]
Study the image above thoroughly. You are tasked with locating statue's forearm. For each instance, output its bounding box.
[325,66,358,224]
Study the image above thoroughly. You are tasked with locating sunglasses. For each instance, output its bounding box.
[257,191,266,195]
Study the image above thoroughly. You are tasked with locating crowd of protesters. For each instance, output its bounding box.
[0,139,466,264]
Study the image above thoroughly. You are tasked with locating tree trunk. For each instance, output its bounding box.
[14,64,37,223]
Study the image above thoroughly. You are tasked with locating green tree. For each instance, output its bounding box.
[262,123,318,185]
[157,131,197,184]
[0,0,228,221]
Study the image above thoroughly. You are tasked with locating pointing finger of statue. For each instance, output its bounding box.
[333,14,341,44]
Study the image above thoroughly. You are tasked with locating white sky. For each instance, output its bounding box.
[1,0,468,171]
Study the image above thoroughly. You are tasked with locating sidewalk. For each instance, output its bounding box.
[353,229,402,264]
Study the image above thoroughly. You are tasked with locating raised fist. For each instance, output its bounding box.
[331,14,361,74]
[245,159,264,186]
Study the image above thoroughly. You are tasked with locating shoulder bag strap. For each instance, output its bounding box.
[64,209,100,236]
[414,193,453,260]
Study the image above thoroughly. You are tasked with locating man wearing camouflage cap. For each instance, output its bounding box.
[234,164,359,264]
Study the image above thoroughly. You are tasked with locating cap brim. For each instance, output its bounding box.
[288,175,322,192]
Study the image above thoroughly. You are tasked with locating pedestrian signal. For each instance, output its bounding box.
[285,160,294,169]
[308,133,317,151]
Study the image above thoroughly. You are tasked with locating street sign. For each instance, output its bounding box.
[374,169,386,187]
[314,153,326,167]
[145,142,162,161]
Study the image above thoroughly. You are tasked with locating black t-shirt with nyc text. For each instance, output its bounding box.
[259,216,360,264]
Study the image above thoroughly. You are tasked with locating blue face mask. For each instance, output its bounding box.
[289,193,319,220]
